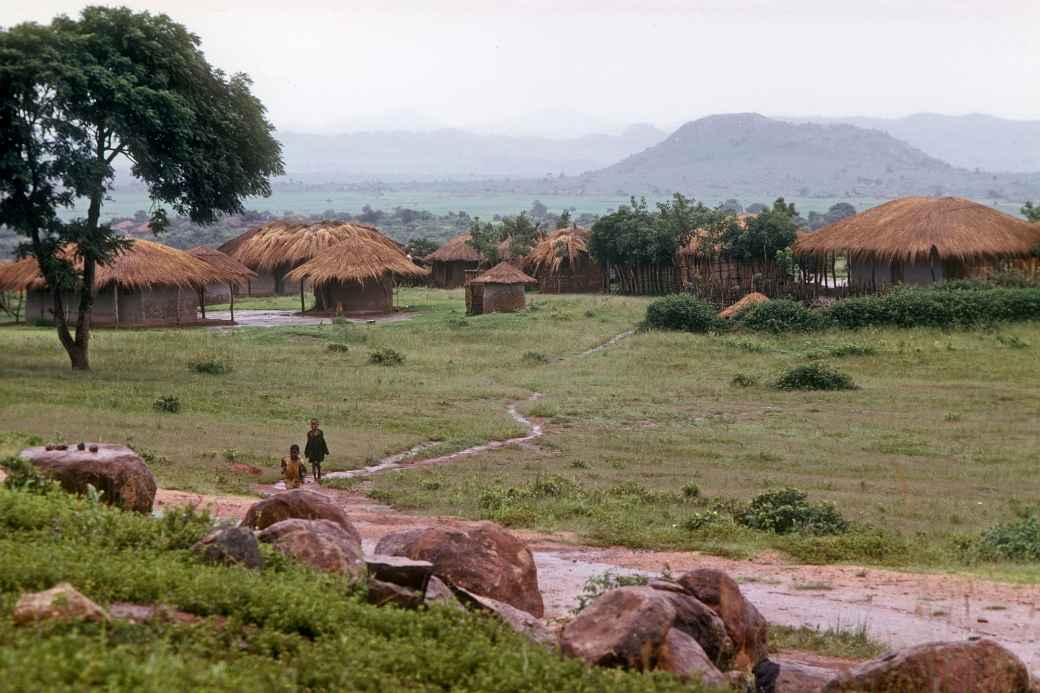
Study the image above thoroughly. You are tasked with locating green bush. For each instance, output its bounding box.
[521,351,550,365]
[970,515,1040,561]
[368,347,404,366]
[827,287,1040,329]
[775,364,857,391]
[731,373,758,387]
[738,299,819,333]
[153,396,181,413]
[737,488,849,536]
[645,294,720,333]
[574,571,649,613]
[326,343,350,353]
[188,360,230,375]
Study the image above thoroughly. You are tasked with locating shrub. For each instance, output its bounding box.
[645,294,720,333]
[682,482,700,498]
[737,488,849,535]
[775,364,857,391]
[682,510,724,531]
[153,396,181,413]
[369,347,404,366]
[574,571,649,613]
[521,351,549,365]
[738,299,819,333]
[326,343,350,353]
[826,287,1040,329]
[970,515,1040,561]
[0,457,58,494]
[189,360,230,375]
[731,373,758,387]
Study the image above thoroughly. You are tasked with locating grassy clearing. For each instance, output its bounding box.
[768,623,886,660]
[2,288,1040,577]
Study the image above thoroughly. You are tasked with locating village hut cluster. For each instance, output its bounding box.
[523,227,604,293]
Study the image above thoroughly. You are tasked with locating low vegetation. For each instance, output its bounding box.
[774,364,857,391]
[768,623,886,660]
[645,295,720,333]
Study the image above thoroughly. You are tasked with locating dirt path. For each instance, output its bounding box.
[207,309,415,328]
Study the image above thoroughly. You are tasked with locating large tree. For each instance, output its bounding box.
[0,7,283,369]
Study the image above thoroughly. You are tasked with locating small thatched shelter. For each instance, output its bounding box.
[466,262,536,315]
[794,197,1040,289]
[425,233,484,289]
[187,246,257,312]
[524,227,604,293]
[286,236,427,315]
[0,240,226,326]
[219,220,401,296]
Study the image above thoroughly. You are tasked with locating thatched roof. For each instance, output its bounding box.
[285,235,428,286]
[188,246,257,287]
[469,261,537,285]
[524,227,592,274]
[0,240,226,291]
[425,233,484,263]
[793,197,1040,262]
[222,220,403,272]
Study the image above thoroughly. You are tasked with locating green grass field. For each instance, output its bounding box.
[2,288,1039,578]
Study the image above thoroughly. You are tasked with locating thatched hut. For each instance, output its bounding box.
[219,220,401,296]
[286,235,427,315]
[794,197,1040,289]
[425,233,483,289]
[524,227,604,293]
[0,240,226,326]
[466,262,537,315]
[187,246,257,310]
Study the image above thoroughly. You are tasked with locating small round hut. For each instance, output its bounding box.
[219,221,401,296]
[794,197,1040,289]
[524,227,603,293]
[425,233,484,289]
[466,262,537,315]
[0,240,226,326]
[187,246,257,307]
[286,235,427,315]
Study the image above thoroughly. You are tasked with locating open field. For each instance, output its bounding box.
[2,288,1039,578]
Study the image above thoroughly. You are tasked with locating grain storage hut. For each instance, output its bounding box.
[219,220,402,296]
[466,262,537,315]
[286,235,427,315]
[794,197,1040,289]
[187,246,257,308]
[425,233,484,289]
[0,240,225,326]
[524,227,604,293]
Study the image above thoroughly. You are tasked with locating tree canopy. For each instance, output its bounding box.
[1023,201,1040,223]
[0,7,283,369]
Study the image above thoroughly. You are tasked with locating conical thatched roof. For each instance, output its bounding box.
[188,246,257,287]
[425,233,484,263]
[794,197,1040,262]
[0,240,226,291]
[285,235,428,286]
[469,261,537,285]
[222,220,403,271]
[525,227,592,273]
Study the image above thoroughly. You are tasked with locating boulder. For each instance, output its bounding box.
[13,583,109,624]
[560,586,675,670]
[653,587,734,667]
[424,576,464,610]
[677,569,769,669]
[19,444,157,513]
[453,586,555,649]
[367,578,424,609]
[755,658,837,693]
[241,489,361,544]
[192,526,263,569]
[257,519,365,581]
[657,628,727,687]
[375,523,543,617]
[822,639,1031,693]
[365,554,433,592]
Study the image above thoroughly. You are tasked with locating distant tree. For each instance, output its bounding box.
[501,211,542,257]
[556,209,572,229]
[826,202,857,223]
[589,198,677,267]
[529,200,548,220]
[718,198,743,214]
[1023,201,1040,223]
[723,198,799,263]
[466,217,502,265]
[404,237,439,259]
[655,193,721,249]
[746,203,768,214]
[358,205,384,224]
[0,7,283,369]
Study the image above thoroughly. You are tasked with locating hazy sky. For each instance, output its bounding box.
[7,0,1040,136]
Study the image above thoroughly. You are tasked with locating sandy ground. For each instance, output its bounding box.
[206,309,414,328]
[155,482,1040,674]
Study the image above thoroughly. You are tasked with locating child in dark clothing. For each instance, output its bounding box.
[305,418,330,483]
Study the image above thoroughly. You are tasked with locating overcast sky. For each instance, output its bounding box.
[7,0,1040,136]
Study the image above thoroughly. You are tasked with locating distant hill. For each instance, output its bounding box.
[557,114,1040,200]
[275,124,666,180]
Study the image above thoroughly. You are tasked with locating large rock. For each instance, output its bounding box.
[652,584,734,667]
[257,519,365,581]
[367,578,425,609]
[453,586,555,649]
[192,526,263,569]
[365,554,433,592]
[756,658,837,693]
[375,523,543,617]
[13,583,109,624]
[822,639,1031,693]
[677,569,769,669]
[657,628,728,687]
[424,576,464,610]
[19,444,157,513]
[560,586,676,670]
[241,489,361,544]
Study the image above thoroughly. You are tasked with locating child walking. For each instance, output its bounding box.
[305,418,330,483]
[281,444,305,489]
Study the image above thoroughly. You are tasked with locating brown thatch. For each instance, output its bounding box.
[719,292,769,319]
[425,233,484,263]
[469,262,537,285]
[187,246,257,287]
[794,197,1040,262]
[0,240,226,291]
[223,220,403,271]
[285,235,427,286]
[524,227,591,273]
